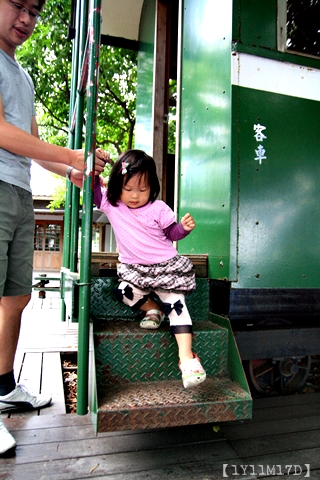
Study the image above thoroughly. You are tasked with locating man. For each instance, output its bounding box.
[0,0,105,455]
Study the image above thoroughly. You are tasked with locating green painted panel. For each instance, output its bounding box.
[134,0,155,153]
[233,86,320,288]
[178,0,234,281]
[232,0,277,50]
[210,313,251,394]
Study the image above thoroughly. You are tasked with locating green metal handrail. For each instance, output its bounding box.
[64,1,89,277]
[62,0,102,412]
[60,0,83,322]
[77,0,102,415]
[70,2,89,274]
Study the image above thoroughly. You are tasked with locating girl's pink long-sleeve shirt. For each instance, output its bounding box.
[95,180,189,265]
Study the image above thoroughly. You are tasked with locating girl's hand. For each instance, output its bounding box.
[181,213,195,232]
[96,148,112,175]
[99,175,107,188]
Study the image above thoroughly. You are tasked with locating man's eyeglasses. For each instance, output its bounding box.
[9,1,41,21]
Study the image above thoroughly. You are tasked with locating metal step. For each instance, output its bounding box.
[89,317,252,432]
[95,376,252,432]
[93,320,228,383]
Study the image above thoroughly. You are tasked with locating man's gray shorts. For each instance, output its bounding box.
[0,181,34,297]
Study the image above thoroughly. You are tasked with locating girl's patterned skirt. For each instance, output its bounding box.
[117,255,195,293]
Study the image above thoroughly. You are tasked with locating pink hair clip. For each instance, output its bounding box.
[121,162,129,174]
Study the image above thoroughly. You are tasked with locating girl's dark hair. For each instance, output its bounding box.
[107,150,160,207]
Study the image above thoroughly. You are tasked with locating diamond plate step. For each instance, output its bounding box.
[95,376,252,432]
[88,277,252,432]
[93,320,228,383]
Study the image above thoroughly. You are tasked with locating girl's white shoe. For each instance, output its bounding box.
[140,309,165,329]
[179,353,206,389]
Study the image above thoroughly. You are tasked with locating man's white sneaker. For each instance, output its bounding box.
[0,419,16,454]
[0,384,52,412]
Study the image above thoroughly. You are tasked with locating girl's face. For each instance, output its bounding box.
[121,173,150,209]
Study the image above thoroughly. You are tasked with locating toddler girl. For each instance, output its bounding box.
[94,149,206,389]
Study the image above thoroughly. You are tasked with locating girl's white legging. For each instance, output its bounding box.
[117,281,193,330]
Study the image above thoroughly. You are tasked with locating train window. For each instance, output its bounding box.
[279,0,320,58]
[44,224,61,252]
[34,224,44,251]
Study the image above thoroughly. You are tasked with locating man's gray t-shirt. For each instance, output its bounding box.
[0,49,36,193]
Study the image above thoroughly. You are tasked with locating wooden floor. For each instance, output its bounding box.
[1,287,320,479]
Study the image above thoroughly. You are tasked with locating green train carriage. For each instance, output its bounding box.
[62,0,320,431]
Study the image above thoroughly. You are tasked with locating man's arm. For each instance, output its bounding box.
[32,120,107,188]
[34,157,106,189]
[0,96,85,172]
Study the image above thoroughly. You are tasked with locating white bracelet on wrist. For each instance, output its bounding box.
[66,166,74,180]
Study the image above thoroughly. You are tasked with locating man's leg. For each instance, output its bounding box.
[0,185,52,413]
[0,293,52,412]
[0,296,28,456]
[0,184,33,389]
[0,295,30,379]
[0,295,29,456]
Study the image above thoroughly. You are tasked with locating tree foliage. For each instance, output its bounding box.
[16,0,137,207]
[98,47,137,155]
[16,1,72,146]
[17,0,137,152]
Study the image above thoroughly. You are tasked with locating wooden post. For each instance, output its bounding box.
[153,0,170,201]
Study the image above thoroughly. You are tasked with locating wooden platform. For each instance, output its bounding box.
[1,287,77,418]
[1,288,320,479]
[1,393,320,479]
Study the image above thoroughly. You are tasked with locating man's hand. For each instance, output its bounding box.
[181,213,195,232]
[69,169,83,188]
[70,149,111,188]
[68,149,86,172]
